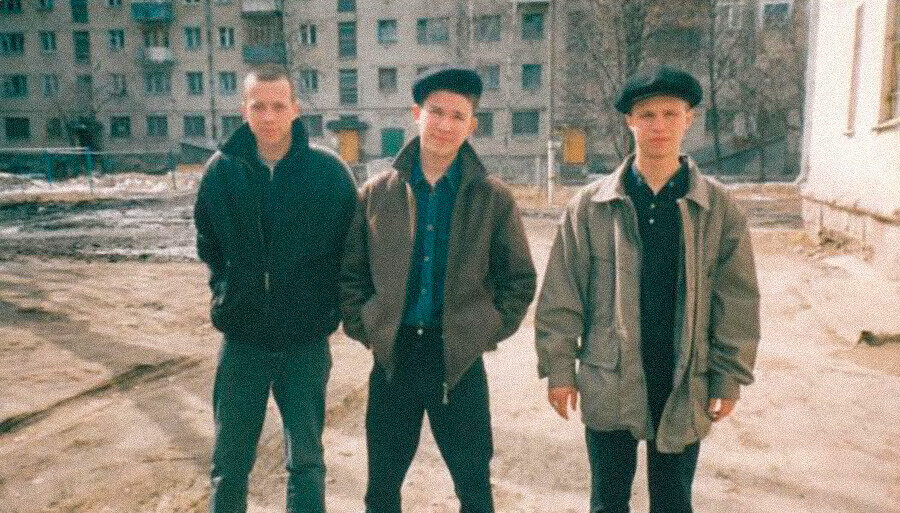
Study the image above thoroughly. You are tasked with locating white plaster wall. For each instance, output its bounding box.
[803,0,900,218]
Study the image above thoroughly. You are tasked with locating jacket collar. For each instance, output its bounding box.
[592,154,710,210]
[219,118,310,167]
[393,136,487,189]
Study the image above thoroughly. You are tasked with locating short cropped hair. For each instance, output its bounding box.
[244,64,296,98]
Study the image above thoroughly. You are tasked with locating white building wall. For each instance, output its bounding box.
[802,0,900,276]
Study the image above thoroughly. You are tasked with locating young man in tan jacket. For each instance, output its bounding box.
[535,66,760,513]
[341,66,536,513]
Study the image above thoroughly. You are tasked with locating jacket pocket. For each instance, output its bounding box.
[576,325,622,428]
[210,261,252,334]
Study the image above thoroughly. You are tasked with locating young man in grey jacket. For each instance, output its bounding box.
[341,66,536,513]
[535,66,760,513]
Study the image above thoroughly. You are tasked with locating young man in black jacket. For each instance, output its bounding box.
[194,65,356,513]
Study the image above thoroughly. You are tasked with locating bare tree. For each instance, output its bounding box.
[560,0,698,161]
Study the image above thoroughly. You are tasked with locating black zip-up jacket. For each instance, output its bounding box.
[194,119,357,348]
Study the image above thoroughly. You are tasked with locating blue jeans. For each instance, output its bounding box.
[209,336,331,513]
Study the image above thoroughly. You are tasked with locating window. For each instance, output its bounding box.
[761,1,791,29]
[0,0,22,14]
[300,23,317,46]
[40,31,57,53]
[339,68,357,105]
[847,4,864,134]
[5,117,30,140]
[2,74,27,97]
[71,0,88,23]
[184,26,202,50]
[221,115,242,137]
[110,116,131,138]
[522,64,542,91]
[219,27,235,48]
[0,33,24,55]
[522,12,545,41]
[47,118,64,140]
[475,15,501,42]
[338,21,356,58]
[301,114,323,137]
[716,3,742,31]
[184,115,206,137]
[377,19,397,44]
[246,20,281,45]
[474,111,493,137]
[73,31,90,63]
[880,0,900,121]
[417,17,449,45]
[378,67,397,93]
[143,27,169,47]
[147,115,168,137]
[42,74,58,97]
[299,69,318,93]
[107,0,121,6]
[109,29,125,51]
[187,71,204,95]
[39,0,53,11]
[478,65,500,90]
[219,71,237,94]
[110,73,127,96]
[337,0,354,13]
[144,71,171,95]
[75,74,92,98]
[381,128,404,157]
[512,110,539,136]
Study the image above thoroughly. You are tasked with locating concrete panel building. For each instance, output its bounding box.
[0,0,805,183]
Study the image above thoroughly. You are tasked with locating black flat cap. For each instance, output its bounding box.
[412,66,483,105]
[615,65,703,113]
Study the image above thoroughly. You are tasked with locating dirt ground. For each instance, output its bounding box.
[0,178,898,512]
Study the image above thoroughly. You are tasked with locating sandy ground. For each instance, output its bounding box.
[0,181,898,512]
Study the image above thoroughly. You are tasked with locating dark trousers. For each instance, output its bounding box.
[209,336,331,513]
[585,428,700,513]
[365,327,494,513]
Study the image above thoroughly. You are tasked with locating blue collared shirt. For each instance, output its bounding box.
[402,156,461,327]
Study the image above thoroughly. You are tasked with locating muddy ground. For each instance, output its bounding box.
[0,179,898,512]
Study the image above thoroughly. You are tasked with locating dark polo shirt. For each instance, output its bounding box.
[624,161,689,422]
[402,156,461,328]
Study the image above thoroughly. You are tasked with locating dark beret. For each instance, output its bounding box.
[412,66,483,105]
[615,66,703,113]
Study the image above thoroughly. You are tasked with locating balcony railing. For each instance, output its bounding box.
[131,1,174,23]
[241,0,283,16]
[242,43,287,64]
[138,46,176,66]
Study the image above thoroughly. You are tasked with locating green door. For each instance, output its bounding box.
[381,128,404,157]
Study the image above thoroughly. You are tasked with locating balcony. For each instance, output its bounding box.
[242,43,286,65]
[131,1,174,23]
[241,0,283,17]
[138,46,176,66]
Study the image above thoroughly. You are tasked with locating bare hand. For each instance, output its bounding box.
[707,398,736,422]
[548,386,578,420]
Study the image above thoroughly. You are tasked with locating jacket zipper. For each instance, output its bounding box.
[262,163,274,293]
[442,381,449,405]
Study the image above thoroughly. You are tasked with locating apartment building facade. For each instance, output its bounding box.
[0,0,803,182]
